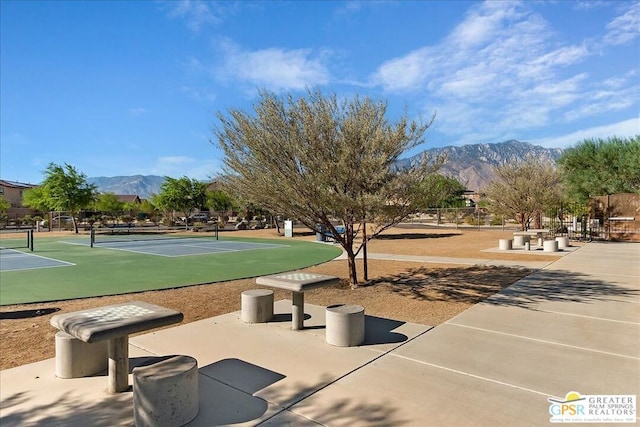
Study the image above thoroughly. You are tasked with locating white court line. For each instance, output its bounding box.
[533,309,640,325]
[0,251,75,272]
[81,241,287,258]
[447,323,639,360]
[390,352,559,400]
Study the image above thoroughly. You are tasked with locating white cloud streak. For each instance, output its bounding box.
[531,118,640,148]
[145,156,220,180]
[216,40,331,91]
[369,0,639,145]
[165,0,223,32]
[603,2,640,46]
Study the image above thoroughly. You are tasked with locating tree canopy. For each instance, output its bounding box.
[0,196,10,213]
[154,176,208,227]
[22,163,96,233]
[213,89,441,286]
[417,174,466,208]
[483,157,563,231]
[557,135,640,202]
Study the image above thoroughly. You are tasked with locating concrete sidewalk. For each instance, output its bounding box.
[332,247,579,270]
[1,242,638,426]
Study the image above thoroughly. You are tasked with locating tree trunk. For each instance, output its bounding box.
[72,216,79,234]
[362,220,368,282]
[346,248,358,289]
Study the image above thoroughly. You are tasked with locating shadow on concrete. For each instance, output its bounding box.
[193,358,282,425]
[364,315,408,345]
[270,313,311,323]
[365,265,532,304]
[263,373,409,425]
[201,358,285,394]
[0,307,60,319]
[484,269,640,309]
[0,389,132,427]
[366,264,638,310]
[376,232,459,240]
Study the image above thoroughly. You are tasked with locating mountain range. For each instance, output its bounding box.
[87,140,564,198]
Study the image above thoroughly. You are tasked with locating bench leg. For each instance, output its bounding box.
[108,336,129,393]
[292,291,304,330]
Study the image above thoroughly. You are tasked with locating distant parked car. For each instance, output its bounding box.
[188,213,210,222]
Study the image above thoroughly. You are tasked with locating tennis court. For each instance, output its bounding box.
[0,233,342,305]
[0,248,74,272]
[66,235,288,257]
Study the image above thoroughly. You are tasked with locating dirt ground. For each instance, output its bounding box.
[0,226,566,370]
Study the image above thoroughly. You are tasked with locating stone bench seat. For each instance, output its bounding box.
[133,355,199,427]
[241,289,274,323]
[325,304,365,347]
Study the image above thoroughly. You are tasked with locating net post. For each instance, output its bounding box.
[90,227,95,248]
[29,229,34,251]
[215,223,219,240]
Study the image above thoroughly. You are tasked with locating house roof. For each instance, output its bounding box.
[115,195,141,203]
[0,180,38,189]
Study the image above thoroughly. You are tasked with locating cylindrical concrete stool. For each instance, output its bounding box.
[543,240,559,252]
[513,235,529,246]
[524,242,531,251]
[55,331,108,379]
[498,239,512,250]
[133,355,199,427]
[241,289,274,323]
[326,304,365,347]
[555,236,570,249]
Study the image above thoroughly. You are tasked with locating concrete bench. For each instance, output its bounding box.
[241,289,274,323]
[55,331,108,379]
[555,236,570,249]
[50,301,184,393]
[256,272,340,330]
[133,355,199,427]
[498,239,512,250]
[513,234,530,246]
[543,240,559,252]
[326,304,365,347]
[514,230,547,246]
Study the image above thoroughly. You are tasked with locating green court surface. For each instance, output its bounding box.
[0,235,342,305]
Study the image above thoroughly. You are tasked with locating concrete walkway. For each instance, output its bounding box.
[332,243,580,270]
[1,242,638,426]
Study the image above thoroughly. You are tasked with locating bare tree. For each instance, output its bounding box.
[213,89,442,287]
[483,157,563,231]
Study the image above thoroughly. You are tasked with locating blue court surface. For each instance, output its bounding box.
[65,237,288,257]
[0,249,75,272]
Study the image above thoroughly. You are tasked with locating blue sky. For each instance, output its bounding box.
[1,0,638,184]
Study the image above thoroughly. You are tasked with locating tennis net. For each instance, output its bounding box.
[90,226,218,246]
[0,230,33,251]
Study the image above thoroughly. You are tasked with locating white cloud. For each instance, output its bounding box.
[370,1,638,144]
[164,0,224,32]
[603,2,640,46]
[371,48,435,92]
[181,85,217,103]
[145,156,220,180]
[531,118,640,148]
[216,41,331,91]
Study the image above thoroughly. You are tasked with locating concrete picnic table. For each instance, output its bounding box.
[513,229,549,245]
[256,272,340,330]
[50,301,183,393]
